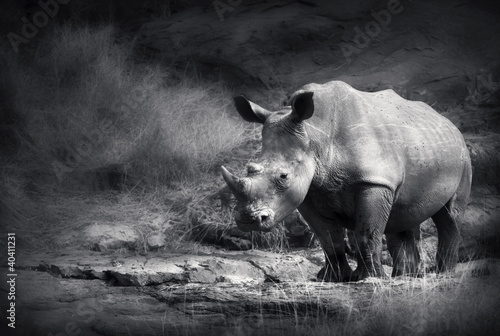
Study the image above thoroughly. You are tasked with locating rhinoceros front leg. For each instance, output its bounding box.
[351,186,394,281]
[386,226,422,277]
[316,224,354,282]
[298,203,353,282]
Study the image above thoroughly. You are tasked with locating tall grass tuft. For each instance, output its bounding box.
[1,24,246,186]
[134,79,248,182]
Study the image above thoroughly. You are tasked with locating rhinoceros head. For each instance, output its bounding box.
[221,92,316,232]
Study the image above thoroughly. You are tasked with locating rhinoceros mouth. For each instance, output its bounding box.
[235,209,275,232]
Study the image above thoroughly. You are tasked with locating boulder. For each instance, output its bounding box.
[18,250,320,286]
[147,234,166,250]
[83,224,139,251]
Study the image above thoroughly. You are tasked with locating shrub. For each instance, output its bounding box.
[0,23,248,248]
[1,23,247,187]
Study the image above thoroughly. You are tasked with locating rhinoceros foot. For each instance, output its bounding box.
[391,260,423,278]
[317,263,353,282]
[351,264,387,282]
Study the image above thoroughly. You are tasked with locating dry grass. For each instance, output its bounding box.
[0,23,248,249]
[219,262,500,336]
[337,276,498,336]
[134,80,248,182]
[2,24,246,181]
[0,165,55,249]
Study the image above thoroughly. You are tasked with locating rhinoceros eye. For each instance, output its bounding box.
[275,170,290,191]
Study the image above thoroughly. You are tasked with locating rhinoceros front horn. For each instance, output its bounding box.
[221,166,247,199]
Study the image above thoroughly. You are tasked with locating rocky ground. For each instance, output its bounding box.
[2,251,500,336]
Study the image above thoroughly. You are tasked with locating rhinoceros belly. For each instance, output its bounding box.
[383,118,466,233]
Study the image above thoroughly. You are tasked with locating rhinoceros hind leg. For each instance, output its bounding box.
[432,162,471,273]
[432,200,461,273]
[386,226,421,277]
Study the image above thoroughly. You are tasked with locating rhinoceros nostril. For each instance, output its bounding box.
[258,210,272,223]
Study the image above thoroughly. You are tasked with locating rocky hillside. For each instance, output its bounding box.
[139,0,499,104]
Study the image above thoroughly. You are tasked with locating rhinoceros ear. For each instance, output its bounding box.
[290,91,314,122]
[233,96,272,124]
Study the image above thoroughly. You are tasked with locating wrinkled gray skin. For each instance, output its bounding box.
[222,81,472,281]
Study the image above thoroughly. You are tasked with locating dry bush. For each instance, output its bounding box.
[1,24,246,185]
[0,166,60,251]
[0,23,247,249]
[134,79,247,182]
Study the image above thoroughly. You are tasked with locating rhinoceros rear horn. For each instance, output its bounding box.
[221,166,247,198]
[290,91,314,122]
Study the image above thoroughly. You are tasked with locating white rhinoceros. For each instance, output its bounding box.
[222,80,471,281]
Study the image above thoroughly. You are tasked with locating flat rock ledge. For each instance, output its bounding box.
[17,250,321,286]
[3,253,499,336]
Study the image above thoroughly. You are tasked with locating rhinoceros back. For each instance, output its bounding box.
[290,81,469,227]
